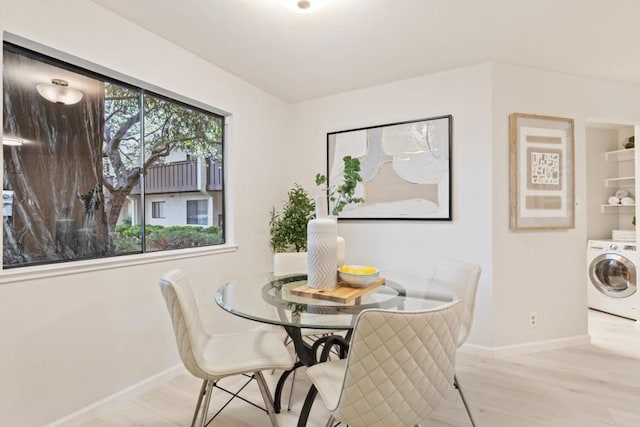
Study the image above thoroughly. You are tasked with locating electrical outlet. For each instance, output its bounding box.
[529,312,538,328]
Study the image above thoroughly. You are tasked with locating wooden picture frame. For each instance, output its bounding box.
[509,113,575,231]
[327,115,452,220]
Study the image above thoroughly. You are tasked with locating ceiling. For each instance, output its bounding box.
[90,0,640,103]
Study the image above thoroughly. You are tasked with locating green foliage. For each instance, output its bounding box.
[315,156,364,216]
[146,227,222,250]
[102,84,223,228]
[113,236,140,253]
[104,85,223,174]
[269,184,315,253]
[112,224,222,251]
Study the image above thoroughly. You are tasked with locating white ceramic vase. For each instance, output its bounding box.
[307,196,338,289]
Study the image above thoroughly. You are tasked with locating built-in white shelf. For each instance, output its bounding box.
[605,147,635,162]
[605,176,635,188]
[601,204,636,213]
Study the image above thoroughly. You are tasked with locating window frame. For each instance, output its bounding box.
[151,201,166,219]
[2,41,227,269]
[186,199,209,226]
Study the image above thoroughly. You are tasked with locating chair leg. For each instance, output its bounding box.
[191,380,208,427]
[199,380,214,427]
[325,415,336,427]
[287,367,297,410]
[255,371,279,427]
[454,374,477,427]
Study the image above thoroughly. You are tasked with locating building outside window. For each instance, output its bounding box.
[2,42,225,268]
[151,201,166,218]
[187,200,208,225]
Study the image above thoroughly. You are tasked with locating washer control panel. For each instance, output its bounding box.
[607,243,635,252]
[588,240,636,252]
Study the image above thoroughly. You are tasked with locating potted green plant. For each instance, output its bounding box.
[269,184,315,274]
[315,155,364,216]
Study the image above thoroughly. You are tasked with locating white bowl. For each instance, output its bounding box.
[338,267,380,288]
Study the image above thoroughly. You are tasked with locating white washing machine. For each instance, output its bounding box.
[587,240,637,320]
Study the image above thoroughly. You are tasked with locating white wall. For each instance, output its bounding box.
[288,64,496,348]
[289,62,640,354]
[491,63,640,347]
[0,1,290,425]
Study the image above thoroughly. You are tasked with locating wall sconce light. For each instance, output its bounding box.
[2,137,26,146]
[36,78,83,105]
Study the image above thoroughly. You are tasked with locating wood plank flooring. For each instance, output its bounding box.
[81,310,640,426]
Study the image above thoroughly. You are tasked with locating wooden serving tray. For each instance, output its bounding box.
[289,277,386,304]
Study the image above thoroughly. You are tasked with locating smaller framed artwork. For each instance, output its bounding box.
[509,113,575,231]
[327,115,452,220]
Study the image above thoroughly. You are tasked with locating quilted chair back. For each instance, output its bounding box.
[428,258,481,347]
[331,300,463,427]
[273,252,307,276]
[159,269,210,379]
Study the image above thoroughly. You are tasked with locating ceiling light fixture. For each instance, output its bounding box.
[283,0,325,13]
[36,78,83,105]
[2,137,26,146]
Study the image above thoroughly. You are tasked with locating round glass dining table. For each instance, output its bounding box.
[215,271,458,414]
[215,271,457,330]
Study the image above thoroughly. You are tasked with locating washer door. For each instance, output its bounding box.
[589,253,636,298]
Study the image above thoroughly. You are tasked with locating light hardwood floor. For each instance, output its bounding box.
[81,310,640,427]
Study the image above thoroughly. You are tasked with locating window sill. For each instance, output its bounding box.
[0,244,239,285]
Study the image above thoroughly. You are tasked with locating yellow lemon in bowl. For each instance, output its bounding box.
[339,264,378,275]
[338,264,380,287]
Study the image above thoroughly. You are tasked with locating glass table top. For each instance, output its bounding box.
[215,272,458,330]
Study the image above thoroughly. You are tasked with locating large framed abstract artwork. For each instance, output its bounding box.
[326,115,452,220]
[509,113,575,231]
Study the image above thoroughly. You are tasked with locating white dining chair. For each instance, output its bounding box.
[427,257,482,427]
[159,269,294,427]
[305,300,463,427]
[273,252,308,277]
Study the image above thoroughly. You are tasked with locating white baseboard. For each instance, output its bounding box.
[46,364,186,427]
[459,342,497,357]
[460,334,591,358]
